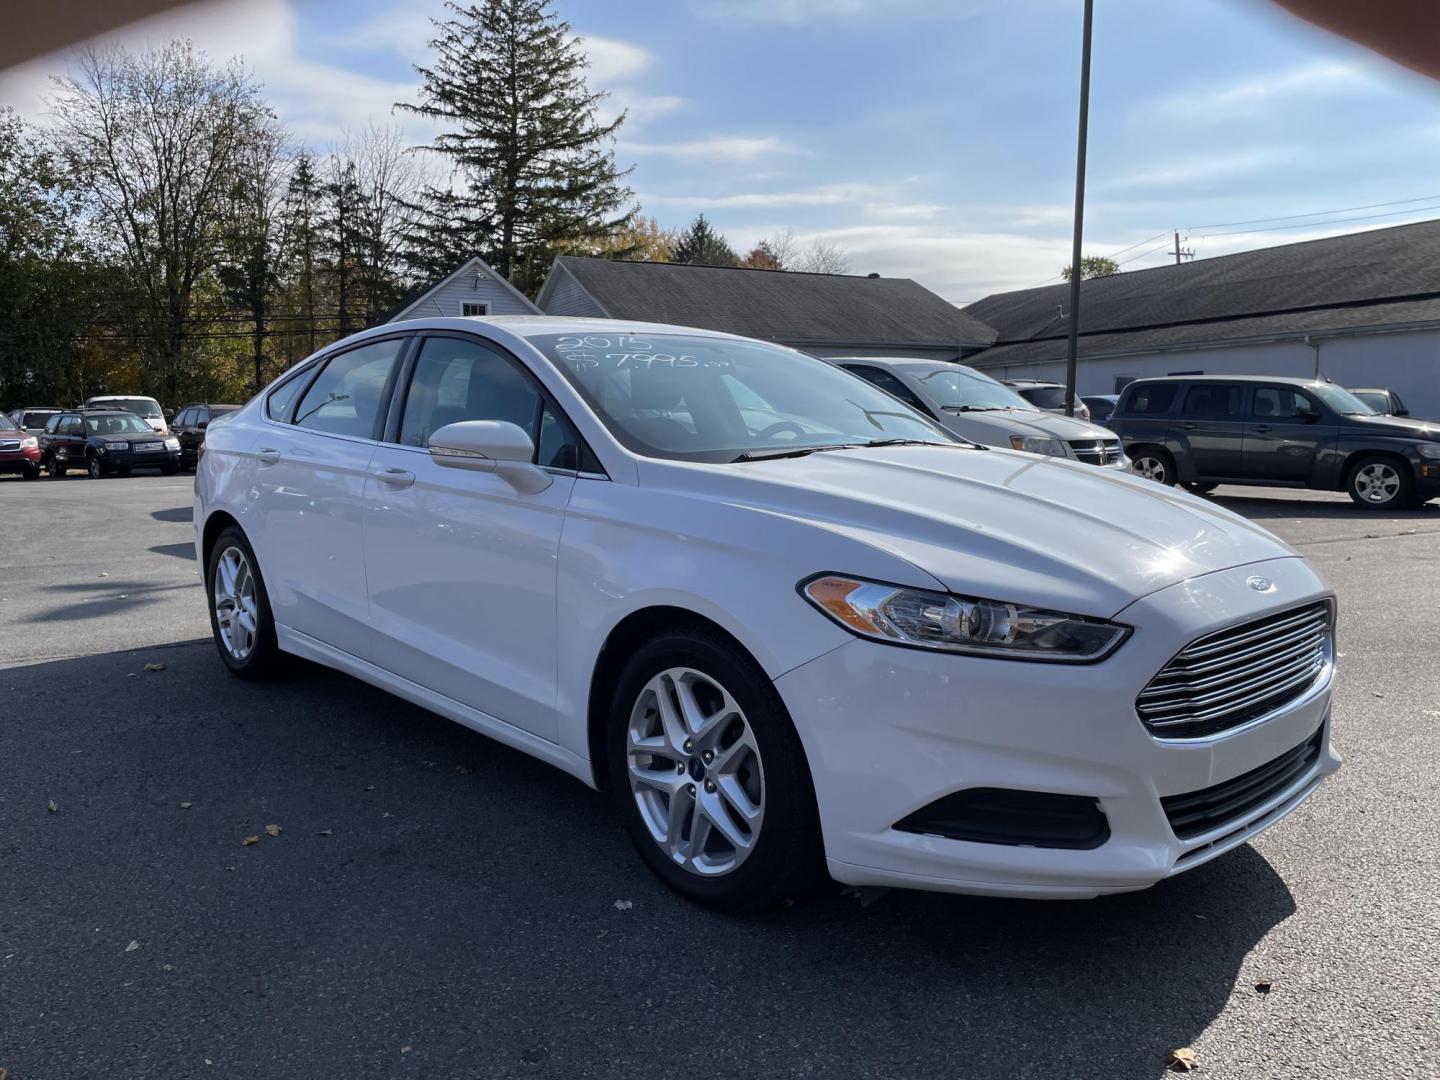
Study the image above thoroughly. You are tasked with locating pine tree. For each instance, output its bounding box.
[280,152,322,355]
[321,157,365,335]
[400,0,634,293]
[672,214,737,267]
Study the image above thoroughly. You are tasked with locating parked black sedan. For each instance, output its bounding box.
[41,410,182,478]
[170,403,239,469]
[1108,375,1440,510]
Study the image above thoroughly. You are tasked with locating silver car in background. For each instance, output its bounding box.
[829,357,1129,470]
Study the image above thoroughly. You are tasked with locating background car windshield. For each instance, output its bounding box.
[95,397,162,418]
[86,414,153,435]
[1015,385,1070,409]
[0,414,18,432]
[1310,384,1374,415]
[910,368,1035,411]
[533,332,949,462]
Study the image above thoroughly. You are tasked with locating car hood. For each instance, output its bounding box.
[1345,413,1440,439]
[94,432,155,444]
[936,408,1114,447]
[682,445,1300,617]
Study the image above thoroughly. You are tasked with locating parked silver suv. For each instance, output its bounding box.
[829,358,1128,469]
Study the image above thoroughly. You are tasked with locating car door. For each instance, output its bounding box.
[1178,383,1246,478]
[361,332,582,740]
[249,335,407,661]
[1242,384,1334,484]
[53,413,85,468]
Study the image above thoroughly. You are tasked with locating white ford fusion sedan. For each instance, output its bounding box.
[195,317,1340,912]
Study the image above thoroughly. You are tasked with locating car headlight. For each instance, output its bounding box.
[1418,442,1440,460]
[165,437,180,449]
[1009,435,1068,457]
[20,436,37,450]
[106,442,128,452]
[801,575,1129,662]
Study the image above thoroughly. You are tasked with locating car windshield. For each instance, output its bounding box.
[908,367,1036,411]
[1348,390,1388,413]
[1013,385,1073,410]
[21,411,56,427]
[92,397,162,418]
[86,414,153,435]
[533,332,953,463]
[1310,384,1375,415]
[0,414,19,432]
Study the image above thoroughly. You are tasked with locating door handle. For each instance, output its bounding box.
[1182,423,1198,430]
[255,447,281,465]
[1252,424,1271,433]
[372,467,415,488]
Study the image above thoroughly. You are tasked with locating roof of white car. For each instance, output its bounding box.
[390,314,762,344]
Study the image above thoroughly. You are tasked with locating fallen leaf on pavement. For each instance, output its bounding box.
[99,572,109,578]
[241,835,259,847]
[125,940,140,953]
[1168,1047,1198,1072]
[318,829,333,837]
[400,1046,412,1055]
[613,900,633,910]
[143,663,166,673]
[47,799,58,813]
[1255,981,1272,994]
[264,824,281,837]
[179,801,192,809]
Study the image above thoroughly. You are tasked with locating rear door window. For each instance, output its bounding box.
[1251,387,1317,419]
[293,339,405,438]
[845,366,927,411]
[1182,384,1243,417]
[1120,383,1176,415]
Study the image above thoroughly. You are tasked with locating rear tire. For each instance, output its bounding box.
[607,626,823,914]
[21,464,41,481]
[1131,447,1176,486]
[1184,481,1218,495]
[205,526,284,679]
[1346,455,1413,510]
[161,465,179,476]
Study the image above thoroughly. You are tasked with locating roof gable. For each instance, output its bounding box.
[386,256,541,322]
[551,256,997,348]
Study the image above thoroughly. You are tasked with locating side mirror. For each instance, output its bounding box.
[1395,406,1410,417]
[1296,408,1321,423]
[198,420,209,430]
[427,420,552,494]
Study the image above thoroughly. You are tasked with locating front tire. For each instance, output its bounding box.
[1184,481,1218,494]
[47,455,67,478]
[1347,455,1413,510]
[1131,447,1176,486]
[87,454,106,479]
[607,627,822,914]
[21,463,41,481]
[206,527,284,679]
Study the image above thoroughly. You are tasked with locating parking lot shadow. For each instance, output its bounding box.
[0,643,1296,1080]
[1211,491,1438,521]
[150,505,193,523]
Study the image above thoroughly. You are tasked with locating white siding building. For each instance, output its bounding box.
[964,220,1440,419]
[386,256,541,322]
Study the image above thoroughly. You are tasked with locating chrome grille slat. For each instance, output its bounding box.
[1147,618,1327,680]
[1137,601,1332,738]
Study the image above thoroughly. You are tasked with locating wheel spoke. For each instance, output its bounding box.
[629,760,680,795]
[715,773,762,826]
[699,789,750,851]
[653,678,690,752]
[665,784,697,860]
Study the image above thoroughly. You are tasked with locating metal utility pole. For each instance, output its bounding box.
[1062,0,1093,418]
[1171,230,1194,265]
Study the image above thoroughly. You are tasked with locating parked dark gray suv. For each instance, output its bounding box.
[1109,375,1440,510]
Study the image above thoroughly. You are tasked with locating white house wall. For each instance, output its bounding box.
[975,328,1440,419]
[393,267,540,321]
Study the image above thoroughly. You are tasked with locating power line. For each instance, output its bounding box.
[1193,203,1440,238]
[1105,230,1169,261]
[1188,193,1440,231]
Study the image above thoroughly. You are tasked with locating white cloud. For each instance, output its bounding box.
[691,0,980,25]
[1157,60,1373,119]
[1100,148,1294,192]
[580,35,653,84]
[622,135,803,162]
[639,181,943,216]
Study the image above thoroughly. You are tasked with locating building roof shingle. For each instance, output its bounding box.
[964,217,1440,356]
[549,256,998,348]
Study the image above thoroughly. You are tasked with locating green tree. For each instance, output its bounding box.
[48,41,265,401]
[1061,255,1120,282]
[321,156,366,336]
[279,151,323,356]
[400,0,635,293]
[672,214,737,267]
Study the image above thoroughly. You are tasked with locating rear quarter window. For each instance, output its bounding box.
[1120,383,1178,415]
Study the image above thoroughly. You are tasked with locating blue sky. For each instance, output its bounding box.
[5,0,1440,300]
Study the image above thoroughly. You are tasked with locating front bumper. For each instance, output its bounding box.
[100,446,181,470]
[1416,461,1440,499]
[0,448,42,473]
[775,557,1339,899]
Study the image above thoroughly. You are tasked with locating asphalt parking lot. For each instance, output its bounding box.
[2,473,1437,1080]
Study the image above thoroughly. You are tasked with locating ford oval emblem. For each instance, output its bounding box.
[1247,576,1275,593]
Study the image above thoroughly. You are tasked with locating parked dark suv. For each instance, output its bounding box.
[41,410,182,478]
[1109,375,1440,510]
[171,403,240,469]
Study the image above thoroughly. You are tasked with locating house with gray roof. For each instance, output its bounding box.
[962,218,1440,418]
[536,256,996,362]
[386,255,541,322]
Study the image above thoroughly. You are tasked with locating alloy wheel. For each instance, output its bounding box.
[1353,462,1401,505]
[213,546,260,660]
[626,667,765,877]
[1134,455,1168,483]
[87,456,103,479]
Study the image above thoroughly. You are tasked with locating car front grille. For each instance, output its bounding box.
[1068,438,1124,465]
[1161,727,1323,840]
[0,439,19,452]
[1137,601,1332,738]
